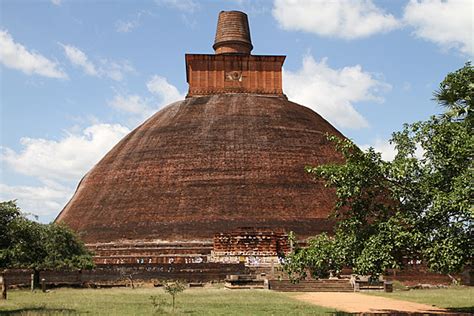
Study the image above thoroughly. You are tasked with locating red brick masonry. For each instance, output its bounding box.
[213,227,290,256]
[185,54,285,97]
[56,94,342,243]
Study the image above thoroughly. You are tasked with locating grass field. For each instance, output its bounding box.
[366,286,474,313]
[1,286,472,315]
[0,286,336,315]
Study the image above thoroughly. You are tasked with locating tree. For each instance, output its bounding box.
[284,63,473,279]
[0,200,94,288]
[163,280,186,311]
[284,232,345,280]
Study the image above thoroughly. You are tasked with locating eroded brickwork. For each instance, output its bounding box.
[185,54,285,97]
[213,11,252,54]
[56,94,341,243]
[1,264,247,286]
[213,227,290,257]
[88,241,212,265]
[56,10,343,261]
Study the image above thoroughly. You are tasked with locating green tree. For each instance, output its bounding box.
[285,63,473,279]
[0,200,94,287]
[163,280,186,311]
[284,232,347,280]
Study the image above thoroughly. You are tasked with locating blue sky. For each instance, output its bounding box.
[0,0,472,222]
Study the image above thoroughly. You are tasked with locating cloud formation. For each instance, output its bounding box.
[115,10,151,33]
[155,0,199,12]
[109,75,184,121]
[61,44,134,81]
[61,44,98,76]
[1,124,130,182]
[283,55,390,129]
[1,123,130,221]
[272,0,400,39]
[109,94,153,117]
[360,137,425,162]
[0,30,67,79]
[360,138,397,161]
[146,75,184,105]
[0,182,72,220]
[116,20,138,33]
[403,0,473,56]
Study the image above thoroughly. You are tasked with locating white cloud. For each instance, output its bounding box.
[51,0,62,6]
[360,137,425,161]
[109,75,184,122]
[116,20,138,33]
[155,0,199,12]
[272,0,401,39]
[403,0,473,56]
[1,123,130,221]
[360,138,397,161]
[61,44,98,76]
[1,124,130,182]
[61,44,134,81]
[0,30,67,79]
[283,55,390,129]
[100,59,135,81]
[109,94,153,117]
[147,75,184,105]
[0,182,73,220]
[115,10,151,33]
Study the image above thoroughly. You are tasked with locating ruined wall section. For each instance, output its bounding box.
[210,228,290,267]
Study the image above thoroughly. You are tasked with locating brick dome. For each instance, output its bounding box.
[56,94,344,243]
[56,11,348,246]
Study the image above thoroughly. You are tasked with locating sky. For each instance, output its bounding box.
[0,0,472,223]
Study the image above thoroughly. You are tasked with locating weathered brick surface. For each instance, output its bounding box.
[56,10,345,249]
[213,227,289,256]
[1,264,247,286]
[384,269,461,286]
[56,94,343,243]
[87,241,212,265]
[185,54,285,96]
[213,11,252,54]
[0,269,33,286]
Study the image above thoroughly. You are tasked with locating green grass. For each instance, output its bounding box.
[0,286,336,315]
[365,286,474,313]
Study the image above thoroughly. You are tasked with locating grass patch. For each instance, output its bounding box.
[0,286,337,315]
[365,286,474,313]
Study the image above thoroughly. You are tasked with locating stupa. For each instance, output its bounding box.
[56,11,346,266]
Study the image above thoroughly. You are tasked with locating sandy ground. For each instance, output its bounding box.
[295,292,451,314]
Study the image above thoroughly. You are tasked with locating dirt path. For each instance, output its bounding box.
[295,292,451,314]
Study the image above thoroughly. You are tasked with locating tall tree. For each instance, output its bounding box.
[0,201,94,287]
[284,63,473,280]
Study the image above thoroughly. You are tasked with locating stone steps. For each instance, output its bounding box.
[268,279,353,292]
[225,274,266,289]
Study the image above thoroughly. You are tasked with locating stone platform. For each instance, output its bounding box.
[88,241,213,265]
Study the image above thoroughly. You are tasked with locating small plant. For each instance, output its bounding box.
[163,280,186,311]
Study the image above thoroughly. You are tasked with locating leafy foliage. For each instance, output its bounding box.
[285,63,473,278]
[284,233,345,280]
[163,280,186,310]
[434,61,473,127]
[0,200,94,270]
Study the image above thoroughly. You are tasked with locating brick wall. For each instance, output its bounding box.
[212,227,290,256]
[1,263,247,287]
[88,241,213,265]
[185,54,285,97]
